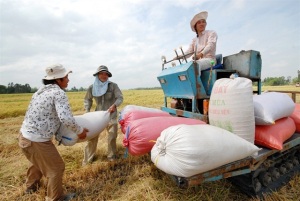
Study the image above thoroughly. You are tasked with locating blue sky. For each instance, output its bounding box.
[0,0,299,89]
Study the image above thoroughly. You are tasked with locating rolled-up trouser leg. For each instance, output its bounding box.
[83,134,100,165]
[25,163,43,189]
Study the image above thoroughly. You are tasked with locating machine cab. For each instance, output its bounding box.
[157,50,262,122]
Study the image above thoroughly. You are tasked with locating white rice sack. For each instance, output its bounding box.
[209,77,255,143]
[58,111,110,146]
[253,92,295,125]
[151,124,260,178]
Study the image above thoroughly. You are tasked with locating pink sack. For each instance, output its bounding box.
[119,109,171,134]
[290,103,300,132]
[123,116,206,156]
[119,105,164,119]
[255,117,296,150]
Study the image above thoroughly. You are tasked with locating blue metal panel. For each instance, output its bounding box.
[249,52,261,78]
[157,61,207,98]
[201,70,217,95]
[203,169,252,182]
[223,50,262,79]
[201,69,237,95]
[161,106,206,121]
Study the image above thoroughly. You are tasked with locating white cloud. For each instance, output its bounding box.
[0,0,299,90]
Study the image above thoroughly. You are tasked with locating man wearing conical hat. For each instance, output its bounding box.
[181,11,218,73]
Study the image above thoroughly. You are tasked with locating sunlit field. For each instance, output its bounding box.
[0,86,299,119]
[0,87,299,201]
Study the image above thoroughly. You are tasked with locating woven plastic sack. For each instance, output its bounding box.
[123,116,206,156]
[253,92,295,125]
[290,103,300,132]
[209,77,255,143]
[119,109,171,134]
[119,105,163,121]
[151,124,260,177]
[57,111,110,146]
[255,117,296,150]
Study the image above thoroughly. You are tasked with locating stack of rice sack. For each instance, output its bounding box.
[150,77,297,178]
[253,92,296,150]
[119,105,171,134]
[120,105,206,156]
[124,116,206,156]
[151,77,260,177]
[56,111,110,146]
[208,76,297,150]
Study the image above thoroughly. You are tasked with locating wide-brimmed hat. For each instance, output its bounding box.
[44,64,72,80]
[190,11,208,32]
[93,65,112,77]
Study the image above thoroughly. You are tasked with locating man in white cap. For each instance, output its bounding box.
[178,11,218,73]
[83,65,123,165]
[19,64,88,201]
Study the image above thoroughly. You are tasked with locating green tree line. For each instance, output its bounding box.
[0,75,299,94]
[263,76,299,86]
[0,83,35,94]
[0,83,87,94]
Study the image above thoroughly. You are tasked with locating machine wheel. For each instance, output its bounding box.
[292,158,299,166]
[269,167,280,181]
[258,172,272,187]
[279,164,287,174]
[285,160,294,171]
[253,178,262,193]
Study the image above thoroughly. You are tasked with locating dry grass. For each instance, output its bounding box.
[0,88,299,201]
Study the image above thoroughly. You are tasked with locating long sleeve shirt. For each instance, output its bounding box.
[84,81,123,119]
[20,84,83,142]
[185,30,218,60]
